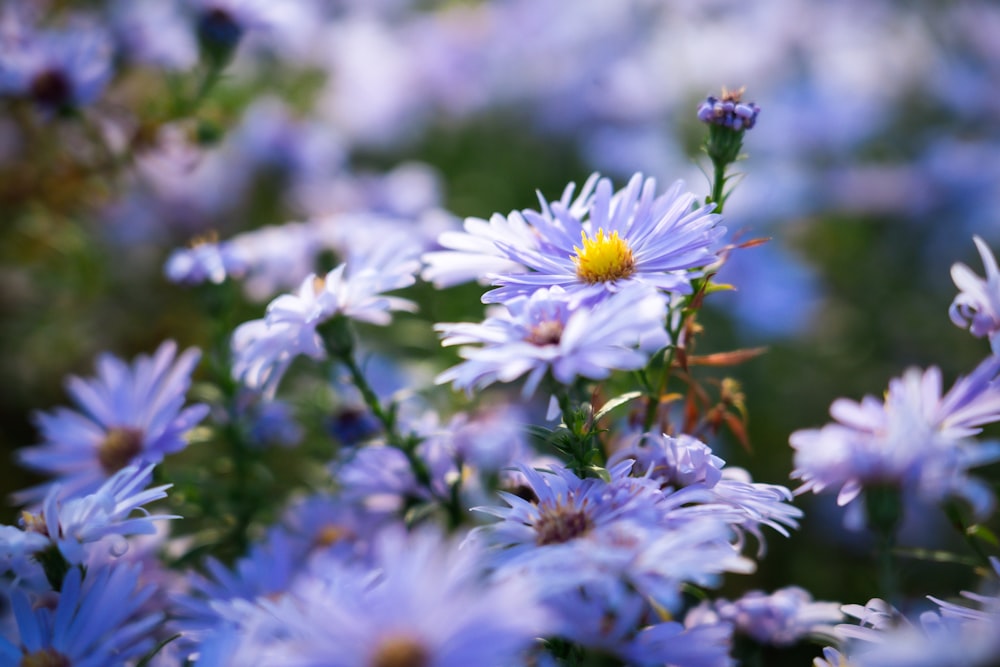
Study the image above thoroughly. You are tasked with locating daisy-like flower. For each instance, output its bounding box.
[164,232,250,285]
[231,239,420,396]
[15,341,208,504]
[426,172,724,304]
[686,586,842,647]
[192,527,550,667]
[19,464,175,565]
[790,355,1000,522]
[0,23,113,114]
[472,461,753,614]
[435,284,668,396]
[950,235,1000,353]
[0,563,161,667]
[610,433,802,553]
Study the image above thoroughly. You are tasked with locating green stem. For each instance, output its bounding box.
[710,158,728,214]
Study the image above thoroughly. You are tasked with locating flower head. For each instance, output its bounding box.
[231,241,420,396]
[19,464,175,565]
[15,341,208,504]
[790,356,1000,521]
[0,563,161,667]
[950,235,1000,353]
[165,232,250,285]
[425,172,724,303]
[697,86,761,131]
[435,284,668,396]
[0,23,113,114]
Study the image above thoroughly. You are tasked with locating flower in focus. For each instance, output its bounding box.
[611,432,802,553]
[425,172,724,304]
[950,235,1000,353]
[231,240,420,396]
[19,464,175,565]
[435,284,668,396]
[790,355,1000,522]
[697,86,761,131]
[0,563,161,666]
[471,461,753,615]
[15,341,208,504]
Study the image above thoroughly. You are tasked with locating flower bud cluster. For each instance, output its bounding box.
[697,89,761,131]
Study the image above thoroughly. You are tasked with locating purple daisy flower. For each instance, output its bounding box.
[164,233,250,285]
[193,527,550,667]
[610,432,802,553]
[231,240,420,397]
[686,586,842,647]
[791,355,1000,522]
[15,341,208,504]
[435,284,668,396]
[0,563,161,667]
[950,235,1000,353]
[428,172,724,304]
[19,464,175,565]
[0,22,113,114]
[472,461,753,613]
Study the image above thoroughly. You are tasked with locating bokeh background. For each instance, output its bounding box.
[3,0,1000,628]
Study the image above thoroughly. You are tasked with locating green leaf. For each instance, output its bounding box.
[593,391,643,422]
[967,524,1000,546]
[891,547,981,567]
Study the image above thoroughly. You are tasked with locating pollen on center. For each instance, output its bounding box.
[572,229,636,284]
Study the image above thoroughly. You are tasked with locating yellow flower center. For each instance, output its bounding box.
[370,635,430,667]
[572,229,636,284]
[97,426,144,474]
[20,648,71,667]
[314,524,350,548]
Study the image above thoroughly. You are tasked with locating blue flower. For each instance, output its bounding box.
[950,235,1000,353]
[15,341,208,504]
[0,22,113,114]
[0,563,161,667]
[426,172,724,304]
[686,586,842,647]
[192,527,550,667]
[164,233,250,285]
[231,241,420,396]
[610,432,802,553]
[436,284,668,396]
[697,87,761,131]
[791,356,1000,522]
[471,462,753,613]
[19,464,175,565]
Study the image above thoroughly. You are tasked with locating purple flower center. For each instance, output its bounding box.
[20,648,71,667]
[534,501,593,545]
[370,635,430,667]
[29,69,72,111]
[97,426,144,474]
[527,320,564,346]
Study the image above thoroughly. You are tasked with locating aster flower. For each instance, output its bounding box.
[231,240,420,396]
[950,235,1000,353]
[15,341,208,504]
[790,355,1000,521]
[0,563,161,667]
[697,87,761,131]
[472,461,753,613]
[19,464,176,565]
[164,232,250,285]
[193,527,550,667]
[435,284,669,396]
[425,172,724,303]
[0,22,113,114]
[686,586,842,647]
[610,432,802,552]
